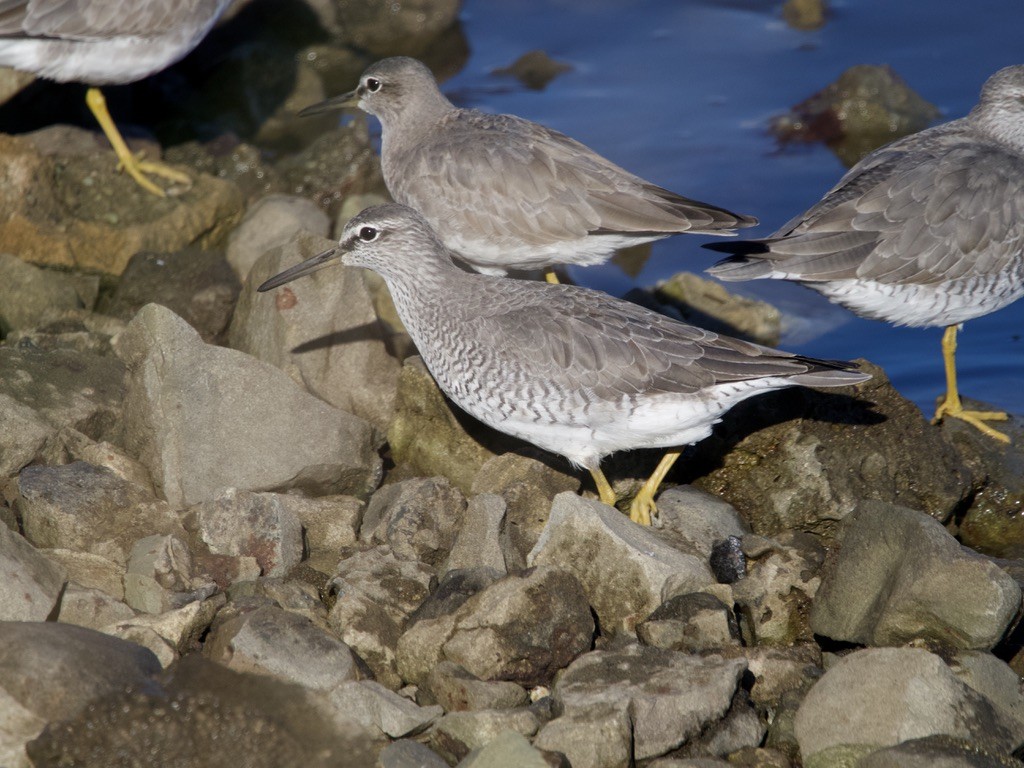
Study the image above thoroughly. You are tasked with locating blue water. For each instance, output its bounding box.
[442,0,1024,416]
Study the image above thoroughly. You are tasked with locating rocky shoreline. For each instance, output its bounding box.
[0,3,1021,767]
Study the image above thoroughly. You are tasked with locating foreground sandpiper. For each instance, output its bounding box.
[0,0,233,196]
[259,203,868,525]
[300,56,757,282]
[708,65,1024,443]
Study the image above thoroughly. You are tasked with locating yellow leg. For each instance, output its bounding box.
[589,467,617,507]
[85,87,191,197]
[544,268,560,284]
[628,450,682,526]
[931,325,1010,442]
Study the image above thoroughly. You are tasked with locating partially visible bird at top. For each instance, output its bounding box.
[258,203,868,526]
[300,56,758,283]
[0,0,234,196]
[707,64,1024,443]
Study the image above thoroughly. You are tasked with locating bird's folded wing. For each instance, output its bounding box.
[0,0,208,39]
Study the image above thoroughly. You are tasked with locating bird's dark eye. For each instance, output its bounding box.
[365,78,381,93]
[358,226,379,241]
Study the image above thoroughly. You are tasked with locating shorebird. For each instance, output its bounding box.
[259,203,868,525]
[0,0,233,196]
[708,65,1024,443]
[299,56,757,283]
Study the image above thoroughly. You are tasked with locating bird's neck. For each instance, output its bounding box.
[969,103,1024,153]
[381,257,469,346]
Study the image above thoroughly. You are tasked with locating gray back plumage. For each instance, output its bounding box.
[0,0,227,39]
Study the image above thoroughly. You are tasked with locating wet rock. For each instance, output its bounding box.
[429,708,541,764]
[397,565,594,688]
[56,583,136,630]
[459,730,555,767]
[546,645,747,762]
[856,735,1024,768]
[533,706,632,768]
[0,345,125,443]
[771,65,940,167]
[25,655,378,768]
[0,394,54,479]
[794,648,1021,764]
[471,452,580,570]
[99,247,241,344]
[782,0,827,30]
[733,532,825,646]
[811,500,1021,650]
[528,493,713,632]
[492,50,572,91]
[379,739,449,768]
[943,415,1024,559]
[0,254,83,334]
[17,461,185,566]
[274,492,363,573]
[654,272,781,346]
[327,679,442,737]
[114,303,382,507]
[226,194,330,282]
[444,494,508,575]
[637,592,741,653]
[0,129,243,275]
[229,232,401,430]
[124,534,216,614]
[327,0,460,57]
[361,477,466,568]
[0,525,66,621]
[206,604,362,691]
[691,361,971,538]
[424,661,530,712]
[187,489,303,578]
[389,356,542,495]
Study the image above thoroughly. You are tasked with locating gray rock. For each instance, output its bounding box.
[229,232,400,430]
[810,501,1021,650]
[229,577,330,631]
[226,194,330,281]
[0,394,54,479]
[330,545,435,625]
[471,452,580,570]
[124,534,216,614]
[406,567,503,625]
[274,493,362,573]
[0,346,124,444]
[205,604,362,691]
[327,583,403,689]
[692,361,971,538]
[326,680,441,737]
[361,477,466,568]
[743,644,823,708]
[637,593,741,653]
[532,706,632,768]
[114,303,382,508]
[947,652,1024,739]
[734,532,825,646]
[429,708,541,765]
[106,597,223,666]
[41,548,124,600]
[424,661,530,712]
[325,0,460,57]
[0,525,66,621]
[397,565,594,688]
[188,489,303,578]
[854,735,1024,768]
[653,485,751,560]
[24,655,377,768]
[38,428,154,495]
[17,461,184,565]
[550,645,747,762]
[56,583,136,631]
[379,739,449,768]
[99,248,240,344]
[0,253,83,334]
[653,271,782,346]
[458,730,555,767]
[444,494,508,575]
[528,493,713,632]
[794,647,1020,763]
[680,690,766,758]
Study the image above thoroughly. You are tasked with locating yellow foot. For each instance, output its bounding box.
[933,401,1011,443]
[117,154,192,197]
[543,268,560,285]
[628,493,655,526]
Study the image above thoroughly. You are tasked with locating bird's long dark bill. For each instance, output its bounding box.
[297,90,359,117]
[257,247,340,292]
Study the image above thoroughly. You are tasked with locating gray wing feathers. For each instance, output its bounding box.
[0,0,216,38]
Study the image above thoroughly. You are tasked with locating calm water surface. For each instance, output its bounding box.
[444,0,1024,417]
